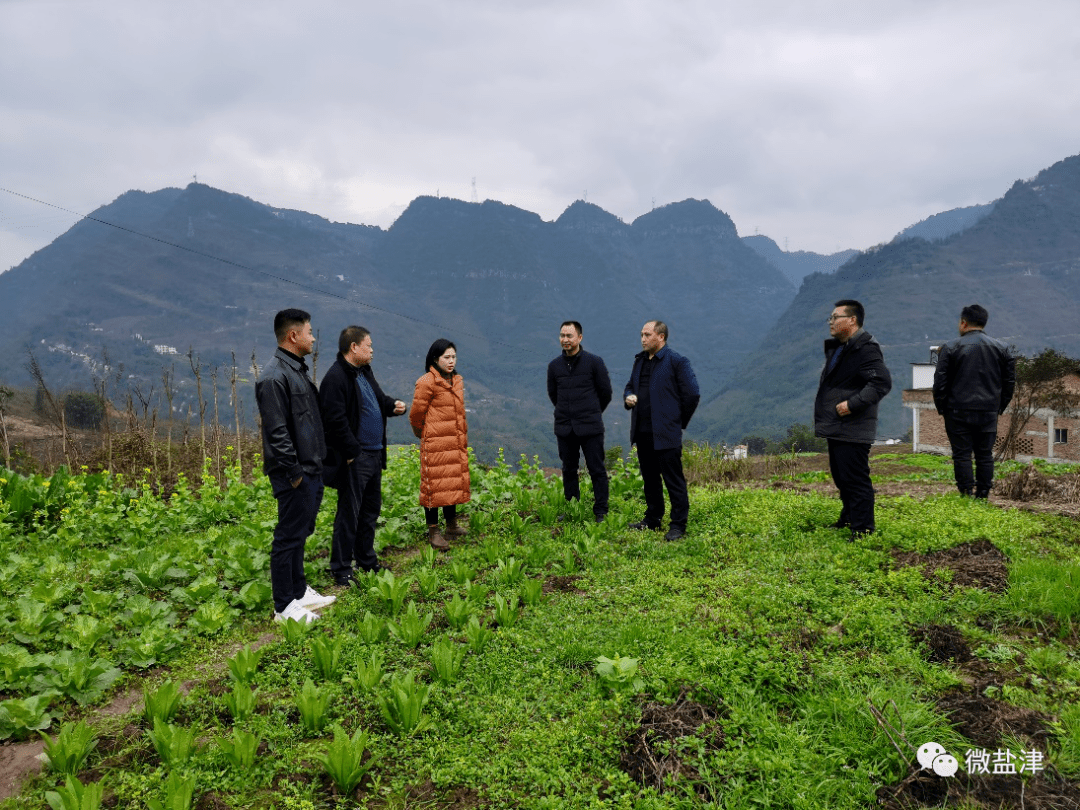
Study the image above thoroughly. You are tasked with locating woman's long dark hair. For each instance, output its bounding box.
[424,339,457,376]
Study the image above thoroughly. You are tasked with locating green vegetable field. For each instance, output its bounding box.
[1,449,1079,809]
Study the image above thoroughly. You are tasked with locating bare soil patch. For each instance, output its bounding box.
[877,769,1080,809]
[911,624,973,665]
[892,538,1010,593]
[619,689,725,797]
[936,690,1054,750]
[0,740,44,801]
[543,574,586,595]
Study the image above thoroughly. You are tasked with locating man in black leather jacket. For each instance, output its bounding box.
[547,321,613,521]
[814,300,892,537]
[933,304,1016,498]
[256,309,334,623]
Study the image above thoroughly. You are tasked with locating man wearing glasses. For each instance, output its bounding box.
[813,300,892,538]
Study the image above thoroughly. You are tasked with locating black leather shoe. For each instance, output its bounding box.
[334,572,358,587]
[594,513,608,523]
[628,520,660,531]
[664,526,686,541]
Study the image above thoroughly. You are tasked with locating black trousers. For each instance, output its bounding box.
[944,413,997,496]
[636,432,689,529]
[330,451,382,577]
[425,505,457,525]
[826,439,875,533]
[269,472,324,613]
[557,431,609,516]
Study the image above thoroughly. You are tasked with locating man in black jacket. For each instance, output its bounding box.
[256,309,336,623]
[932,305,1015,498]
[318,326,406,585]
[814,300,892,537]
[547,321,613,521]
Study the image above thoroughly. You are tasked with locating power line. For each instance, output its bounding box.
[1,186,541,358]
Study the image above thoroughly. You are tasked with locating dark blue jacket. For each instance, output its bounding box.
[814,329,892,444]
[623,345,700,451]
[547,348,612,438]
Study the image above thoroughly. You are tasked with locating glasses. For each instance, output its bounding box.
[828,314,854,323]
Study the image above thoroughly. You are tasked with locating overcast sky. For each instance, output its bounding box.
[3,0,1079,273]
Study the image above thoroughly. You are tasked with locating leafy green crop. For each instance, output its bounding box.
[222,683,257,721]
[147,718,196,767]
[45,776,104,810]
[226,644,264,684]
[40,720,98,775]
[315,725,377,795]
[388,600,433,648]
[146,771,196,810]
[369,569,412,616]
[311,635,347,680]
[218,727,260,770]
[375,670,433,737]
[0,693,56,740]
[296,678,332,734]
[429,637,466,684]
[143,680,183,725]
[443,593,474,630]
[595,654,645,694]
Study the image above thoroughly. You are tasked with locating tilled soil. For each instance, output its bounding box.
[619,689,725,797]
[892,538,1010,593]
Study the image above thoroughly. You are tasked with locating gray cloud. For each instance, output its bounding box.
[3,0,1079,273]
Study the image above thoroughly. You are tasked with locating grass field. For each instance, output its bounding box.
[2,449,1079,809]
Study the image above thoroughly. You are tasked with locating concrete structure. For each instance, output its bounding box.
[902,355,1080,463]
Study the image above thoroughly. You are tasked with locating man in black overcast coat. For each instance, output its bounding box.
[814,299,892,538]
[547,321,613,521]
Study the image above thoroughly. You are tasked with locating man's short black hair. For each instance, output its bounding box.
[649,320,669,340]
[339,325,371,355]
[834,300,864,328]
[274,308,311,343]
[961,304,988,328]
[560,321,583,335]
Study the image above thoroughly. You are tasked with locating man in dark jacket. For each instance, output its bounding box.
[624,320,700,541]
[814,300,892,537]
[547,321,613,521]
[318,326,406,585]
[932,304,1015,499]
[256,309,336,623]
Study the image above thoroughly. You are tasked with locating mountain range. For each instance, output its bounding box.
[2,151,1076,463]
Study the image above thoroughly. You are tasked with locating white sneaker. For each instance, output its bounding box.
[297,585,336,611]
[274,599,320,624]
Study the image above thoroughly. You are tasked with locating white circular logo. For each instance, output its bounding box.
[932,753,959,777]
[917,742,946,769]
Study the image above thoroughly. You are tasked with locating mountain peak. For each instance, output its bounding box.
[555,200,627,234]
[631,199,738,239]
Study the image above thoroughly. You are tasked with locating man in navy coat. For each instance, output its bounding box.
[548,321,613,521]
[624,320,700,540]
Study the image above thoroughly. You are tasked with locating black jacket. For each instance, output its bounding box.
[256,348,326,479]
[932,330,1016,416]
[814,329,892,444]
[547,349,612,437]
[318,352,400,486]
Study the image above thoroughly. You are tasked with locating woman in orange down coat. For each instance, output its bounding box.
[409,338,471,550]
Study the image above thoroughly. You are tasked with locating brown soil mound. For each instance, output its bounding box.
[936,690,1053,750]
[892,538,1009,593]
[544,574,586,595]
[878,769,1080,809]
[911,624,973,664]
[998,465,1080,503]
[620,690,724,796]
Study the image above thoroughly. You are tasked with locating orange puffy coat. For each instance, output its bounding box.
[409,369,471,508]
